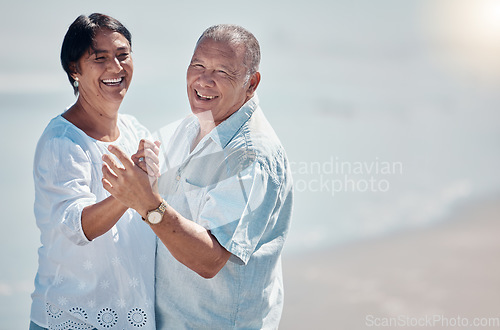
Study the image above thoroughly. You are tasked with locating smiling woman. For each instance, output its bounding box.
[66,29,133,135]
[61,19,134,141]
[60,14,132,95]
[29,13,157,330]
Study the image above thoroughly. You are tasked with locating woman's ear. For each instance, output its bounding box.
[69,62,79,80]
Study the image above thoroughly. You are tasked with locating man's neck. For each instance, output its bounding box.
[191,116,216,153]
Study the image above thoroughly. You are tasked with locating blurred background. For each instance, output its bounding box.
[1,0,499,328]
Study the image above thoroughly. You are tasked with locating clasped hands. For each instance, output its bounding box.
[102,139,164,218]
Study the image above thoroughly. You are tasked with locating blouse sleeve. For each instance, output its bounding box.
[34,136,96,246]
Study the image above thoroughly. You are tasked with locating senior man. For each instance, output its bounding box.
[102,24,293,329]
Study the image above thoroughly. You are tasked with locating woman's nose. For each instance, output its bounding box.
[107,57,123,73]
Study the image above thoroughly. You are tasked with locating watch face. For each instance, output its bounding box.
[148,211,162,224]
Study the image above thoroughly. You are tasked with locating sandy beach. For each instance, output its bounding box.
[280,196,500,329]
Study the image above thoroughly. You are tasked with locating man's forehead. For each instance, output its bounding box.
[195,38,244,57]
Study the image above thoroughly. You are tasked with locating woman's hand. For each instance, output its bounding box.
[132,139,161,178]
[102,145,162,218]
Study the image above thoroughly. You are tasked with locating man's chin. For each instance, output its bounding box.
[191,107,212,115]
[191,107,217,121]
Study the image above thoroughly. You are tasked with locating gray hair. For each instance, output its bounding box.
[196,24,261,80]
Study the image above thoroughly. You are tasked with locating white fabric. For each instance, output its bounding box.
[30,114,156,330]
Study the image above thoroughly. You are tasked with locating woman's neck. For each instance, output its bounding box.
[63,97,120,142]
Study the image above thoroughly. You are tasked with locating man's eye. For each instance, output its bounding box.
[95,56,106,62]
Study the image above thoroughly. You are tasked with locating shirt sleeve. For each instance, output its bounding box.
[199,159,283,265]
[34,136,96,245]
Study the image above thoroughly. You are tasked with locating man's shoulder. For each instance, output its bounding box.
[226,108,290,183]
[233,108,284,154]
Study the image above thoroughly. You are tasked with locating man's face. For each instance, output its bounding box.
[186,38,255,125]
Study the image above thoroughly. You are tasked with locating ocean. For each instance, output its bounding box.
[1,0,500,328]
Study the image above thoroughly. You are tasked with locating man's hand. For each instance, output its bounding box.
[103,143,231,278]
[102,145,162,218]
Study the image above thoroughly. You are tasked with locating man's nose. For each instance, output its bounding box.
[197,71,215,87]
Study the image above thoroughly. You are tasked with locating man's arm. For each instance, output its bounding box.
[102,145,231,278]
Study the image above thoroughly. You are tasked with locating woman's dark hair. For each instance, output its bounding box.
[60,13,132,95]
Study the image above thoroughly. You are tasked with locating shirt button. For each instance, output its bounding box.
[176,175,181,181]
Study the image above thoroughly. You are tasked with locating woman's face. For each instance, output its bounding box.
[73,29,133,109]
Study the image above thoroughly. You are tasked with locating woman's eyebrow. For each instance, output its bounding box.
[91,46,129,55]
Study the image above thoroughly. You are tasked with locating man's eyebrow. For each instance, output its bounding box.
[190,58,236,72]
[218,64,240,75]
[116,46,130,52]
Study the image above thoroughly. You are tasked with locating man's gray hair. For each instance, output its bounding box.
[196,24,261,79]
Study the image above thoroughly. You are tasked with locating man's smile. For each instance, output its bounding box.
[195,89,218,101]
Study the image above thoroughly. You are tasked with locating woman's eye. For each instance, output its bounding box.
[118,53,129,60]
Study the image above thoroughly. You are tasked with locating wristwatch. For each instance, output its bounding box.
[143,199,167,225]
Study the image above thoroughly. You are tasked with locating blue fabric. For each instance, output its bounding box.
[156,95,293,329]
[29,321,48,330]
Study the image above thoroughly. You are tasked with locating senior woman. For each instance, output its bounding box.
[30,14,158,330]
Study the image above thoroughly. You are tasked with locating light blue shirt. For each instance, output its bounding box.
[156,95,293,329]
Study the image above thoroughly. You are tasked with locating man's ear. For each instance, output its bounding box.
[246,72,261,97]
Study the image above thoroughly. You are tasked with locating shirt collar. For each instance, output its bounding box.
[208,94,259,148]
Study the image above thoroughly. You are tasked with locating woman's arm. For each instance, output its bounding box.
[82,139,161,241]
[81,196,128,241]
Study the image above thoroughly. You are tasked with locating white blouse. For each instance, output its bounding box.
[30,114,156,330]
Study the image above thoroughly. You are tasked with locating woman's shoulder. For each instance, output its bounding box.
[35,115,94,162]
[38,114,85,144]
